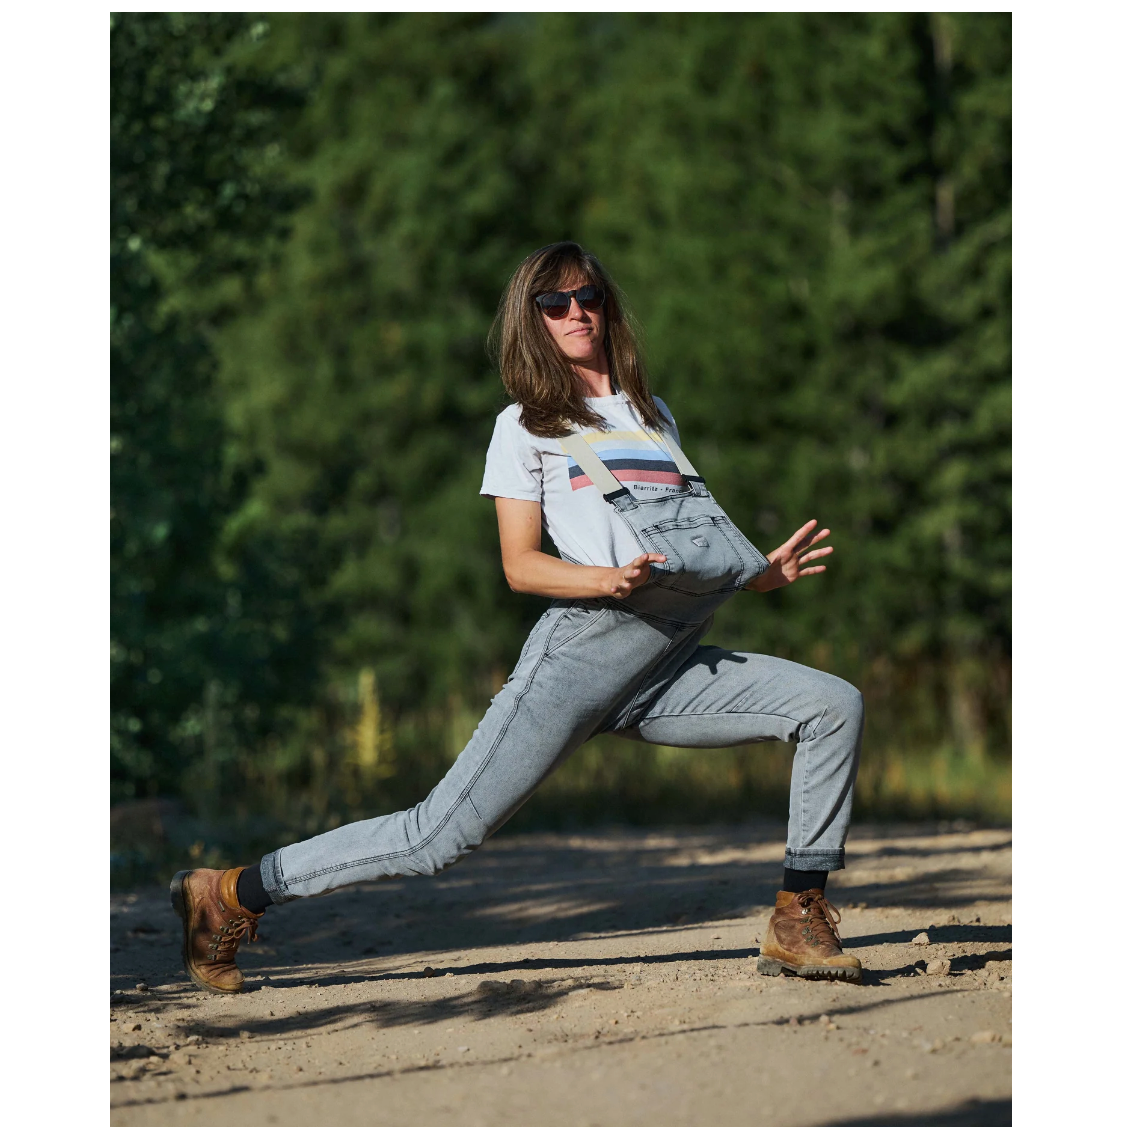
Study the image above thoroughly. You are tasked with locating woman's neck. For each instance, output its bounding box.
[574,345,614,398]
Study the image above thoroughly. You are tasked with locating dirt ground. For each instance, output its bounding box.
[110,820,1011,1126]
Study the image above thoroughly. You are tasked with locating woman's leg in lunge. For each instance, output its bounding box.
[613,644,865,981]
[616,645,864,870]
[170,601,678,992]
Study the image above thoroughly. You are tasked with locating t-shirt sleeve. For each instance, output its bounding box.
[653,396,681,446]
[480,410,544,501]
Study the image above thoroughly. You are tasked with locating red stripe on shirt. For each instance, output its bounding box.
[569,468,685,492]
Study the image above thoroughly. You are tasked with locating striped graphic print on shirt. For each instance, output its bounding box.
[567,428,684,491]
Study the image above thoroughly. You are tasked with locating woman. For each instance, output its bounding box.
[171,241,865,992]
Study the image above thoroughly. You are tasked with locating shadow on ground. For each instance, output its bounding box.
[833,1096,1011,1126]
[111,821,1012,994]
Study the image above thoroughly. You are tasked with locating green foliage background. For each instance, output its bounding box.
[111,13,1010,870]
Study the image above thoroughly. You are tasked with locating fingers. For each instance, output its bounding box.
[798,545,833,564]
[795,526,831,553]
[798,564,827,576]
[800,527,831,549]
[612,553,664,598]
[784,519,819,552]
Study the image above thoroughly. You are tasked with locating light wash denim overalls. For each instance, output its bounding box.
[264,428,863,903]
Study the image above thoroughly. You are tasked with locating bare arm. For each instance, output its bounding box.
[494,497,666,600]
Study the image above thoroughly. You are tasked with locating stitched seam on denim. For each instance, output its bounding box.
[797,702,829,854]
[620,633,687,724]
[784,848,845,869]
[264,849,289,902]
[598,598,703,632]
[641,516,716,534]
[652,580,742,597]
[639,710,804,731]
[516,606,563,665]
[808,704,830,743]
[285,619,560,885]
[624,489,695,508]
[710,518,750,577]
[639,519,748,596]
[544,607,609,658]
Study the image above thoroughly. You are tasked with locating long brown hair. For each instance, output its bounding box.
[488,241,664,438]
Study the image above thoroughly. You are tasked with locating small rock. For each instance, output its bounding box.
[444,971,454,978]
[457,1045,470,1052]
[111,1043,155,1062]
[788,1016,799,1027]
[423,966,437,977]
[135,982,150,992]
[131,1023,143,1031]
[926,958,951,976]
[857,902,868,910]
[911,932,931,946]
[819,1014,830,1023]
[971,1030,1002,1045]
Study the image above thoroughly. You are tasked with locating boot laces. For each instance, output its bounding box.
[215,912,259,958]
[796,891,843,948]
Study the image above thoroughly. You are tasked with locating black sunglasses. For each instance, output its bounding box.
[535,285,606,319]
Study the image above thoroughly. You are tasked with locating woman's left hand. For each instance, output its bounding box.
[746,519,833,592]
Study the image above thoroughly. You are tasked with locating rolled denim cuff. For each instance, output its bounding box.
[260,849,297,905]
[784,846,846,872]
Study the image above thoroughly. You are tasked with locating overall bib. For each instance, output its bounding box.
[263,429,862,903]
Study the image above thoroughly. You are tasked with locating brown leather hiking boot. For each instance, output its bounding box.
[756,889,863,983]
[170,867,263,994]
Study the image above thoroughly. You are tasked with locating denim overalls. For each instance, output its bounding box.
[263,429,862,903]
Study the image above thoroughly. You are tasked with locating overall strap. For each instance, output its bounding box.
[557,432,626,501]
[651,427,703,483]
[558,426,705,504]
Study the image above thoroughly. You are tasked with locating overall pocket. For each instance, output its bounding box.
[543,601,609,657]
[640,514,752,596]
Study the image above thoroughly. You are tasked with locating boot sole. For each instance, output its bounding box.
[756,954,863,983]
[170,870,244,995]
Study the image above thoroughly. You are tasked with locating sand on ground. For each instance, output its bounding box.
[110,820,1011,1126]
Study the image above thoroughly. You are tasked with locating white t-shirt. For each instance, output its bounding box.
[480,393,684,569]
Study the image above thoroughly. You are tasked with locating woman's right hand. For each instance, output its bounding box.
[496,499,667,600]
[605,553,667,599]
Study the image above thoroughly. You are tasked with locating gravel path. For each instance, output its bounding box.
[110,821,1011,1126]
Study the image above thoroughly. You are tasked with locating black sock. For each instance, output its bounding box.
[236,861,272,915]
[782,867,828,894]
